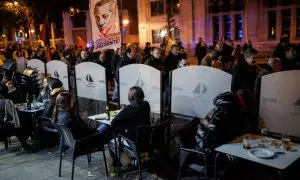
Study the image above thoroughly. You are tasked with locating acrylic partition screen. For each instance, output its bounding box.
[26,59,46,75]
[259,70,300,138]
[119,64,161,114]
[75,62,107,120]
[75,62,107,101]
[171,66,232,118]
[46,60,69,90]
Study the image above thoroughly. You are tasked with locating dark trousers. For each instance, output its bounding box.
[0,122,29,147]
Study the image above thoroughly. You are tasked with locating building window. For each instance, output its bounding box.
[213,16,220,41]
[234,0,244,11]
[150,0,165,17]
[224,15,231,40]
[152,29,162,44]
[279,0,292,6]
[268,11,276,39]
[210,0,220,14]
[297,8,300,38]
[173,0,180,14]
[281,9,291,37]
[235,14,243,40]
[264,0,277,7]
[222,0,231,12]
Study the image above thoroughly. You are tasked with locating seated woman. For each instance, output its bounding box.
[43,78,64,117]
[97,86,151,141]
[110,86,151,140]
[37,77,52,103]
[104,87,151,168]
[53,91,110,145]
[0,84,31,151]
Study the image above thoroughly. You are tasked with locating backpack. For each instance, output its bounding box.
[195,92,241,154]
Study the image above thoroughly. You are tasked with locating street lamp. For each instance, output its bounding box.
[69,7,75,16]
[122,19,129,44]
[13,1,19,6]
[122,19,129,27]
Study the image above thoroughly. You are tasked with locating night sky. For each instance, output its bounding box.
[1,0,138,35]
[28,0,89,26]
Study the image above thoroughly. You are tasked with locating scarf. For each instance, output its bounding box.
[50,87,65,96]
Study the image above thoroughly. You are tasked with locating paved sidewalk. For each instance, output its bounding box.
[0,138,163,180]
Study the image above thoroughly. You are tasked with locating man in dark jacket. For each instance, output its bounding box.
[164,45,180,72]
[284,44,300,70]
[231,49,258,92]
[112,46,137,102]
[50,48,61,60]
[111,48,122,75]
[143,42,151,60]
[144,47,163,70]
[273,36,289,70]
[259,57,282,76]
[195,37,207,65]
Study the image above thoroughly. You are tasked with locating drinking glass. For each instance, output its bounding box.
[281,132,291,151]
[259,128,268,148]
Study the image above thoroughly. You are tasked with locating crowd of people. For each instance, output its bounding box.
[0,35,300,178]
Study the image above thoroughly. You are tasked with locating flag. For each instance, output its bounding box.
[40,15,51,62]
[90,0,121,52]
[75,36,86,49]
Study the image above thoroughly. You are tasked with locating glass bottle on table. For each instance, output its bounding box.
[26,93,31,110]
[32,95,36,109]
[281,132,291,151]
[105,105,110,120]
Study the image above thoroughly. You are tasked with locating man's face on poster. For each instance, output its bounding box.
[94,2,114,34]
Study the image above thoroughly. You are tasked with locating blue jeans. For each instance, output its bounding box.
[97,124,111,134]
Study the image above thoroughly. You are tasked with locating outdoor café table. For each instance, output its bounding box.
[16,103,44,149]
[214,134,300,180]
[87,110,121,126]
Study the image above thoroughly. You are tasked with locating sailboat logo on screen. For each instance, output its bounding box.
[193,83,206,94]
[86,74,95,87]
[135,78,144,87]
[54,71,59,78]
[86,74,94,83]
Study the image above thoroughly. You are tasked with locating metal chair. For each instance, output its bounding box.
[175,117,210,180]
[57,125,108,180]
[116,120,170,180]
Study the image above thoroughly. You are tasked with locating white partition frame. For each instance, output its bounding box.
[171,66,232,118]
[46,60,69,90]
[26,59,46,75]
[75,62,107,102]
[259,70,300,138]
[119,64,162,115]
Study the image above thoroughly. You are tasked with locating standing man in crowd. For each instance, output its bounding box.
[195,37,207,65]
[273,36,289,69]
[284,44,300,70]
[143,42,152,63]
[164,45,180,72]
[231,49,258,92]
[112,46,137,102]
[144,47,163,70]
